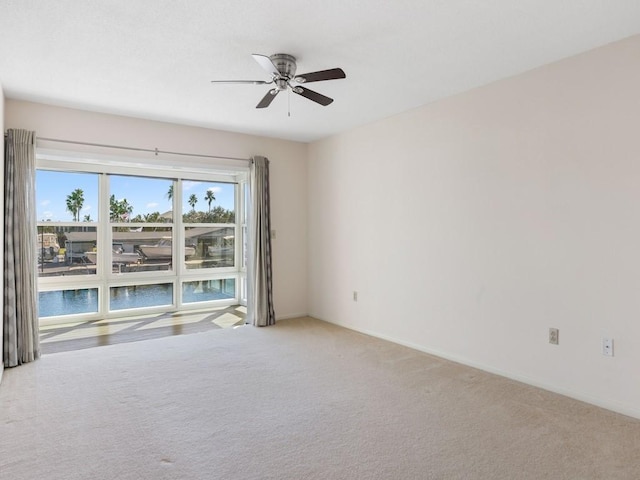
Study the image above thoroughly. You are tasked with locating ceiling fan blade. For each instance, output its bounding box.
[292,86,334,106]
[256,89,279,108]
[294,68,346,83]
[211,79,272,85]
[252,54,280,77]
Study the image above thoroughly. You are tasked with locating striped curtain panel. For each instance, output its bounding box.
[3,129,40,367]
[247,156,275,327]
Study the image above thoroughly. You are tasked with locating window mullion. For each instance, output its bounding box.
[175,179,182,308]
[99,173,110,315]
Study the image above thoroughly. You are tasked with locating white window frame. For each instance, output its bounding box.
[36,149,248,325]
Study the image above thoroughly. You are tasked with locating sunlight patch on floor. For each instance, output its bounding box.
[39,305,246,354]
[40,320,86,331]
[41,321,142,342]
[136,313,209,330]
[213,313,244,328]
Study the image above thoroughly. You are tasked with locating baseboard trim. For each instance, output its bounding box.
[276,313,308,321]
[315,317,640,421]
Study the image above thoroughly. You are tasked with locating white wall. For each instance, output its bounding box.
[5,100,308,320]
[308,35,640,419]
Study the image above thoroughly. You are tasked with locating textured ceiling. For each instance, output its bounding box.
[1,1,640,143]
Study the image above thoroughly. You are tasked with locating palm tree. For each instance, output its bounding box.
[120,199,133,221]
[188,193,198,212]
[110,195,134,222]
[66,188,84,221]
[204,189,216,213]
[166,184,174,201]
[143,212,162,222]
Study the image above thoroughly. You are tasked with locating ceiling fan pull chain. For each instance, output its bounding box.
[288,88,291,117]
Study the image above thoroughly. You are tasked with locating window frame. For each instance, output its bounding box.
[36,149,248,325]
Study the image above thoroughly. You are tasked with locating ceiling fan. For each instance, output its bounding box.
[211,53,346,109]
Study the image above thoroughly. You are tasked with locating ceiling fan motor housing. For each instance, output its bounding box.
[270,53,297,80]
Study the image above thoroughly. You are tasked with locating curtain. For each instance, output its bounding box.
[247,156,275,327]
[3,129,40,367]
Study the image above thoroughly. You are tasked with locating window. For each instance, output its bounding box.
[182,279,236,303]
[36,154,247,323]
[110,283,174,311]
[37,225,98,277]
[39,288,99,318]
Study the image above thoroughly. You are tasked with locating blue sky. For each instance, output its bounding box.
[36,171,236,222]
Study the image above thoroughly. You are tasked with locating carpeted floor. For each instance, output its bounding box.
[1,317,639,479]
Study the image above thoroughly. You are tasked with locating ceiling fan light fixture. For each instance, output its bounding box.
[269,53,297,78]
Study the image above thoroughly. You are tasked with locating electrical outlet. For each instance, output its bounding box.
[602,338,614,357]
[549,328,559,345]
[353,291,358,302]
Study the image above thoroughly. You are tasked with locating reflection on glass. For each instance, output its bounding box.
[184,227,234,269]
[37,226,98,277]
[39,288,99,318]
[182,181,235,224]
[112,227,174,272]
[110,283,173,311]
[182,279,236,303]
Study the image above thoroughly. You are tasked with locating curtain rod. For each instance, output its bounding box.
[4,132,250,163]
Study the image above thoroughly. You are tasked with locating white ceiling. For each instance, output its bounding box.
[1,1,640,143]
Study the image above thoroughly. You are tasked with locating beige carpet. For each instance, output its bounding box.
[1,317,639,479]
